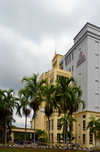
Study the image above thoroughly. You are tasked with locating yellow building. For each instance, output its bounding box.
[74,110,100,148]
[30,53,71,144]
[31,51,100,148]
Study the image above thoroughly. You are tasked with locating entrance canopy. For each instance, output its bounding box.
[11,127,35,142]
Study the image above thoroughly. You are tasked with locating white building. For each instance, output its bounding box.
[59,22,100,147]
[60,22,100,112]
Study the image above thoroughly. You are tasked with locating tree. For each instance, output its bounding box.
[58,113,76,147]
[18,88,31,146]
[87,116,100,146]
[21,73,46,143]
[42,84,55,146]
[67,85,85,147]
[0,89,6,141]
[55,76,75,148]
[0,89,19,143]
[36,129,48,143]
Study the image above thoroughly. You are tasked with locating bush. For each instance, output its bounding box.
[92,148,100,151]
[37,142,47,145]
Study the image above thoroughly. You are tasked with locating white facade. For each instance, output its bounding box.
[60,23,100,112]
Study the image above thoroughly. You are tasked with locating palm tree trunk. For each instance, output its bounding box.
[5,116,7,144]
[95,133,96,146]
[34,117,36,144]
[48,117,50,148]
[24,115,27,147]
[70,114,73,149]
[63,113,66,150]
[66,129,68,148]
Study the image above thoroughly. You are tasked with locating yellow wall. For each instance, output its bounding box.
[31,53,100,148]
[74,110,100,148]
[31,53,72,144]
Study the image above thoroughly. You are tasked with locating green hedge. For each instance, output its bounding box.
[92,148,100,151]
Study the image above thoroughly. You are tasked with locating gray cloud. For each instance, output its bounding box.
[0,0,100,127]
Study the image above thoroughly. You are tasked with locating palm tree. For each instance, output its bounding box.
[42,84,55,146]
[0,89,6,140]
[58,113,76,147]
[36,129,47,143]
[21,73,46,144]
[67,85,85,147]
[55,76,75,147]
[87,116,100,146]
[18,88,31,146]
[0,89,19,143]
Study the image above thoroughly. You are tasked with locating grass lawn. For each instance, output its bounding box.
[0,147,90,152]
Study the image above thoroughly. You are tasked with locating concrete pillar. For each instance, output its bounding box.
[11,132,14,143]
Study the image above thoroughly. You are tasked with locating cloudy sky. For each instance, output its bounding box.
[0,0,100,127]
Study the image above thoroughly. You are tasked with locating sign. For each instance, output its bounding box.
[76,51,86,67]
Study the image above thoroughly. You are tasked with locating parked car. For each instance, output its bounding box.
[18,140,23,145]
[72,143,80,148]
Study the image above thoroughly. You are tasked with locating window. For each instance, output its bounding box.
[68,57,69,64]
[83,115,86,118]
[83,120,86,131]
[60,66,63,70]
[50,78,54,84]
[83,134,85,144]
[89,134,93,144]
[57,133,61,143]
[69,55,71,63]
[57,120,61,130]
[57,75,60,80]
[51,119,53,130]
[60,61,63,69]
[51,133,54,142]
[69,68,71,72]
[49,120,50,130]
[72,52,74,60]
[95,41,99,55]
[72,65,74,71]
[65,58,67,66]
